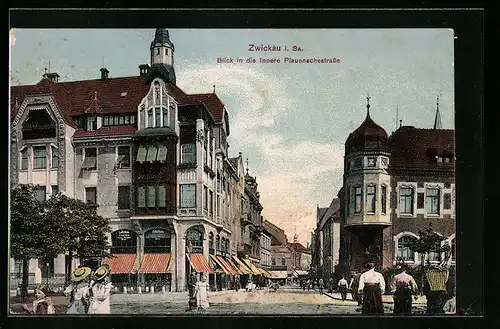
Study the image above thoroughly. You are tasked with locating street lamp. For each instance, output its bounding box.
[46,262,49,285]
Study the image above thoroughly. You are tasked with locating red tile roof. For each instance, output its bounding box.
[188,93,226,122]
[388,126,455,171]
[289,242,307,251]
[73,125,137,138]
[137,253,172,274]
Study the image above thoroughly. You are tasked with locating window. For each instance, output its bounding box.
[428,250,441,262]
[124,116,130,125]
[217,195,221,216]
[113,116,119,125]
[117,146,130,169]
[21,149,28,170]
[366,185,376,213]
[111,230,137,254]
[51,146,58,168]
[139,107,146,130]
[180,184,196,208]
[354,186,362,213]
[147,185,156,207]
[130,115,136,124]
[103,116,109,126]
[118,186,130,209]
[137,186,146,208]
[155,107,161,127]
[181,144,196,164]
[187,228,203,253]
[144,229,171,253]
[119,116,125,125]
[146,145,158,162]
[33,146,47,169]
[35,186,46,202]
[397,236,414,262]
[85,187,97,204]
[148,109,154,127]
[82,148,97,170]
[51,185,59,195]
[40,258,55,278]
[399,187,414,214]
[381,157,389,167]
[136,146,147,163]
[272,259,276,266]
[282,257,286,266]
[381,185,387,214]
[87,116,97,131]
[209,191,213,214]
[162,108,168,127]
[157,144,168,162]
[209,232,214,252]
[426,188,440,215]
[204,186,208,210]
[157,48,160,55]
[158,185,166,207]
[417,193,425,209]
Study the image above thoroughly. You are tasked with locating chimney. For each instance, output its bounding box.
[44,72,60,83]
[139,64,150,76]
[100,68,109,79]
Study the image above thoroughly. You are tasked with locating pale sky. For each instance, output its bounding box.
[9,28,455,246]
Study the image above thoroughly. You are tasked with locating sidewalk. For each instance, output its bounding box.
[322,290,427,305]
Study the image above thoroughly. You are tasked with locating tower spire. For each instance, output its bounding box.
[433,95,442,129]
[366,92,371,119]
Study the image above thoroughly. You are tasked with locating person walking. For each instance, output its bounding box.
[390,264,418,314]
[358,263,385,315]
[64,267,92,314]
[87,264,113,314]
[306,278,311,291]
[318,278,324,294]
[195,274,210,310]
[349,271,361,306]
[338,275,349,301]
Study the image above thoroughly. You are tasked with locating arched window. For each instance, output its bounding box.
[216,234,220,251]
[397,236,415,262]
[144,229,171,253]
[111,229,138,254]
[186,227,203,253]
[209,232,214,253]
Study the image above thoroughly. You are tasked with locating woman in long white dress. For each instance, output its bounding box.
[88,264,113,314]
[64,267,92,314]
[195,273,210,310]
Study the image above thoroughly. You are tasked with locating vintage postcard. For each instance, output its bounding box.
[9,27,459,316]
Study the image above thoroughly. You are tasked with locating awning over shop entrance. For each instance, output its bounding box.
[218,256,237,275]
[104,254,139,274]
[226,258,243,275]
[269,270,288,279]
[209,254,231,274]
[232,256,253,275]
[137,253,172,274]
[242,258,262,276]
[187,253,213,273]
[256,266,274,278]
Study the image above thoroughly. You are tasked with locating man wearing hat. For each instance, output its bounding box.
[390,264,418,314]
[88,264,113,314]
[64,266,92,314]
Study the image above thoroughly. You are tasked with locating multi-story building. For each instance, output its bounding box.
[338,97,455,272]
[260,232,272,269]
[9,29,251,292]
[313,198,342,281]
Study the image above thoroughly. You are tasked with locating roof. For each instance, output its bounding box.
[289,242,307,252]
[317,207,328,223]
[345,111,389,154]
[189,93,226,122]
[73,125,137,138]
[228,157,239,170]
[388,126,455,171]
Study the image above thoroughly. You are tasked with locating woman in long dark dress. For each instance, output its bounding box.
[358,263,386,315]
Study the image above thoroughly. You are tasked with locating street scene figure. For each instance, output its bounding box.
[195,274,210,309]
[187,271,198,311]
[358,263,385,315]
[349,272,361,306]
[424,265,450,314]
[318,278,324,294]
[64,267,92,314]
[390,264,418,314]
[21,287,55,315]
[87,264,112,314]
[338,276,349,301]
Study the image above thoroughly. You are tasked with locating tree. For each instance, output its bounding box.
[10,184,67,300]
[44,193,111,283]
[407,222,451,294]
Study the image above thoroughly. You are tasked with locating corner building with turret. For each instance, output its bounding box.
[338,98,456,273]
[10,29,257,292]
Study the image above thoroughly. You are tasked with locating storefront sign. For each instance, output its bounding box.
[117,230,132,241]
[147,229,169,240]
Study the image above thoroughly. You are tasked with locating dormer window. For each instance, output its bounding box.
[87,116,97,132]
[138,79,176,130]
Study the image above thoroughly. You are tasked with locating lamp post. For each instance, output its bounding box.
[46,262,50,285]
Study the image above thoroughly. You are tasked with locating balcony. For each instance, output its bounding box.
[241,213,252,227]
[344,213,391,231]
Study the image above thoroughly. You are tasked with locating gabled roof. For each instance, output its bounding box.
[388,126,454,171]
[188,93,225,122]
[317,207,328,223]
[289,242,307,252]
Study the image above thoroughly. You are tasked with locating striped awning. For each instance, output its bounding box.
[187,253,213,273]
[226,258,243,275]
[104,253,139,274]
[218,256,237,275]
[242,258,262,276]
[232,256,252,275]
[137,253,172,274]
[256,266,274,278]
[209,254,230,274]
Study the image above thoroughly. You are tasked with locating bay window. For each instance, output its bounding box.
[354,186,362,213]
[366,184,376,213]
[180,184,196,208]
[33,146,47,169]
